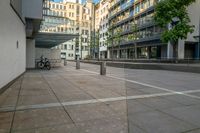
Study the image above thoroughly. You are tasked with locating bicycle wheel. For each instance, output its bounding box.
[37,62,44,69]
[46,62,51,70]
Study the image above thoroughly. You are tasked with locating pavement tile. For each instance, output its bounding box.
[129,110,195,133]
[65,103,118,123]
[57,91,93,102]
[0,112,13,133]
[127,99,154,115]
[19,88,53,96]
[76,116,128,133]
[105,100,127,116]
[161,105,200,127]
[136,97,183,110]
[184,128,200,133]
[17,94,58,106]
[12,107,73,131]
[0,96,18,107]
[12,124,78,133]
[162,95,200,106]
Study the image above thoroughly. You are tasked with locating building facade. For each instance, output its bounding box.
[107,0,200,60]
[0,0,44,90]
[95,0,110,59]
[40,0,95,60]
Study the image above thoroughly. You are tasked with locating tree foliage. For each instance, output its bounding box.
[154,0,196,43]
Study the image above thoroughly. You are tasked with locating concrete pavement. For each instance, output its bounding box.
[0,62,200,133]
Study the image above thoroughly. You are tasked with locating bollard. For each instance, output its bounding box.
[64,59,67,66]
[76,59,80,69]
[100,61,106,75]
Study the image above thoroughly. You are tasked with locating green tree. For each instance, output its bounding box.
[154,0,195,58]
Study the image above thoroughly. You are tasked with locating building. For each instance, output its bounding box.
[0,0,78,91]
[95,0,110,59]
[0,0,43,90]
[108,0,200,60]
[40,0,95,60]
[99,0,110,59]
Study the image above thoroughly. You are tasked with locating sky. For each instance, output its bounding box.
[53,0,99,4]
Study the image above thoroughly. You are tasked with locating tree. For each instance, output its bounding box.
[154,0,196,58]
[95,31,100,59]
[113,27,122,58]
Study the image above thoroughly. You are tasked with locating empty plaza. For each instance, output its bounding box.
[1,62,200,133]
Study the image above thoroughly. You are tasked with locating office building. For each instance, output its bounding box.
[40,0,95,60]
[108,0,200,59]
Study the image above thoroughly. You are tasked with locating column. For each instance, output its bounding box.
[26,39,35,69]
[167,41,173,59]
[147,46,151,59]
[134,44,138,59]
[178,39,185,59]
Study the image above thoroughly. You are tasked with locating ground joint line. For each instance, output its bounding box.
[1,89,200,112]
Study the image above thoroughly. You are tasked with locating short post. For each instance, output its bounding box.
[76,58,80,69]
[64,59,67,66]
[100,61,106,75]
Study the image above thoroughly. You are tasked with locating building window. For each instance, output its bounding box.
[64,45,67,49]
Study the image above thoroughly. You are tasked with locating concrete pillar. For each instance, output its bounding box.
[147,46,151,59]
[117,50,120,59]
[178,39,185,59]
[100,62,106,75]
[135,44,138,59]
[76,58,80,69]
[107,50,110,59]
[167,41,173,59]
[64,59,67,66]
[26,39,35,69]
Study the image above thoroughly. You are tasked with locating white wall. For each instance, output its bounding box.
[26,39,36,68]
[35,48,61,60]
[0,0,26,89]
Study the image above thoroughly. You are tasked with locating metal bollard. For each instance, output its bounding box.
[76,59,80,69]
[100,61,106,75]
[64,59,67,66]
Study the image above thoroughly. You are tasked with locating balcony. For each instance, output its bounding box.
[120,33,161,46]
[110,6,154,28]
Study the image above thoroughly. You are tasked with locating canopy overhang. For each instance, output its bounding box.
[35,32,79,48]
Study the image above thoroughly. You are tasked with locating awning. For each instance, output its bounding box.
[35,32,79,48]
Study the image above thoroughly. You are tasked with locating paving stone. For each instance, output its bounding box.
[127,99,154,115]
[17,94,58,106]
[0,112,13,133]
[12,124,78,133]
[65,103,118,123]
[129,110,195,133]
[161,105,200,127]
[136,97,183,110]
[12,107,73,131]
[162,95,200,106]
[76,116,128,133]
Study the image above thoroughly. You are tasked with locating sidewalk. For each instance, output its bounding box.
[1,63,200,133]
[0,66,127,133]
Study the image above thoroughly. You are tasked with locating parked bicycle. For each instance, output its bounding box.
[37,56,51,70]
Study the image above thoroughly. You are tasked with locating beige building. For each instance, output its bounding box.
[40,0,95,60]
[95,0,110,59]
